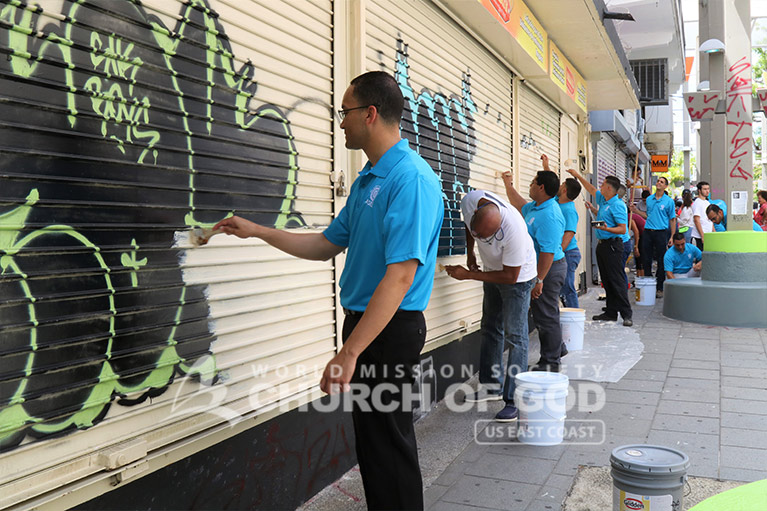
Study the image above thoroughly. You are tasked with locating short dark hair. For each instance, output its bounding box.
[641,190,651,199]
[697,181,709,190]
[564,177,582,200]
[657,176,669,185]
[672,232,685,241]
[706,204,721,215]
[535,170,560,197]
[604,176,621,192]
[349,71,404,125]
[757,190,767,202]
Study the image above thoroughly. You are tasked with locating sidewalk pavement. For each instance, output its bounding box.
[300,288,767,511]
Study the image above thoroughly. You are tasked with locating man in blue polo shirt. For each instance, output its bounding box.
[214,71,443,510]
[664,233,702,279]
[707,203,763,231]
[568,169,633,326]
[503,162,567,372]
[631,176,676,298]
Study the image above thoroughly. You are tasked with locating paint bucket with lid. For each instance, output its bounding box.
[560,308,585,351]
[611,444,690,511]
[514,372,569,446]
[635,277,657,306]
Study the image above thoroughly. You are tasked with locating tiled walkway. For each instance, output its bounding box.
[301,289,767,511]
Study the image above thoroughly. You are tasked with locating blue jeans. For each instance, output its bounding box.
[560,248,581,308]
[622,238,634,287]
[478,278,535,404]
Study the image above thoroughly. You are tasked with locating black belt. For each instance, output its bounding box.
[598,238,622,244]
[343,308,421,317]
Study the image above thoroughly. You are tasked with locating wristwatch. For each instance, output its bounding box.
[535,276,544,285]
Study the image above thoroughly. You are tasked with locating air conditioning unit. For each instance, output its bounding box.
[631,58,668,105]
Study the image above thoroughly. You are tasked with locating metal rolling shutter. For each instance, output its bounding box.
[0,0,334,506]
[616,148,628,187]
[518,82,561,188]
[596,134,618,187]
[366,0,514,346]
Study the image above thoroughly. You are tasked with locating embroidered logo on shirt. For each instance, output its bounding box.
[366,185,381,207]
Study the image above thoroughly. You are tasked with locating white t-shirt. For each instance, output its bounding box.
[690,198,712,239]
[460,190,537,282]
[678,205,694,229]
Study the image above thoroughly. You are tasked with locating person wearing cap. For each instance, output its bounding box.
[503,156,567,372]
[445,190,537,423]
[631,176,676,299]
[706,203,763,232]
[567,168,633,327]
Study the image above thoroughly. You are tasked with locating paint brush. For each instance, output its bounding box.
[190,227,223,246]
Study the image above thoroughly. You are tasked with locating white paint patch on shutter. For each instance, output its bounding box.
[518,83,560,188]
[596,134,618,187]
[365,0,514,348]
[0,0,334,507]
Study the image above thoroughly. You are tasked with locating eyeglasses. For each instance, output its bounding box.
[336,105,377,122]
[470,202,504,243]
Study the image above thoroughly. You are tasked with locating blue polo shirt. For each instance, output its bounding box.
[521,197,566,261]
[595,191,628,240]
[323,139,443,311]
[557,199,579,252]
[645,192,676,230]
[713,218,763,232]
[663,243,702,274]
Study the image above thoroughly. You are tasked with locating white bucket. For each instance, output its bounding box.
[514,372,569,446]
[634,277,656,306]
[560,308,585,351]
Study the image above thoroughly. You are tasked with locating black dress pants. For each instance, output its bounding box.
[596,238,632,320]
[344,310,426,511]
[642,228,670,291]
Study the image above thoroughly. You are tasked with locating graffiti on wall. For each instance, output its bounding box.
[725,56,752,181]
[394,39,478,256]
[0,0,303,450]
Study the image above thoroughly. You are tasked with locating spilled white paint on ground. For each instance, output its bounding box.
[561,320,644,382]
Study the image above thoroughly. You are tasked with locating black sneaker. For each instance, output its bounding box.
[494,404,519,422]
[592,313,618,321]
[623,318,634,327]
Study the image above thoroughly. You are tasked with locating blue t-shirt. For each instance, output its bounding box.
[521,197,566,262]
[595,191,628,240]
[663,243,702,274]
[557,199,579,252]
[713,218,763,232]
[710,199,728,231]
[645,192,676,230]
[323,139,444,311]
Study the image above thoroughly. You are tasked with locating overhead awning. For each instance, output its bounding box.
[437,0,641,113]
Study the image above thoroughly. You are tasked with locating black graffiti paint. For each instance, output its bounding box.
[0,0,302,449]
[394,40,477,256]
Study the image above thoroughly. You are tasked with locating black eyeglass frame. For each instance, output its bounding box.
[336,104,378,122]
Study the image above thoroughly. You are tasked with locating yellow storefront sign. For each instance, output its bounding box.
[479,0,548,72]
[550,41,588,113]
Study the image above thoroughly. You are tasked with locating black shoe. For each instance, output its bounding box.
[623,318,634,327]
[561,347,569,358]
[602,306,608,311]
[592,313,618,321]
